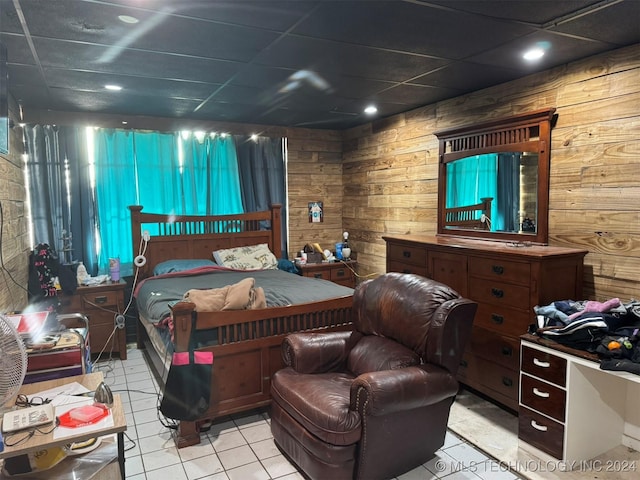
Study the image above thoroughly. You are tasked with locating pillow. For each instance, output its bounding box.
[153,259,215,276]
[213,243,278,270]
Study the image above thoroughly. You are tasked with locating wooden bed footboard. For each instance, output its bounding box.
[142,296,353,448]
[444,197,493,229]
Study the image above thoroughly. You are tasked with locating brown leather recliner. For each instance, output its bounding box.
[270,273,477,480]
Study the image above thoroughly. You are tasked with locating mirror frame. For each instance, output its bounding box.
[435,108,556,245]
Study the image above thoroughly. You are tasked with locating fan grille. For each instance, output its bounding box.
[0,314,29,407]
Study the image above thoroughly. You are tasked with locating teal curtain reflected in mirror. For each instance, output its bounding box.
[446,153,522,232]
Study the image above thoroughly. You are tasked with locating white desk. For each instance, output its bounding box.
[519,335,640,466]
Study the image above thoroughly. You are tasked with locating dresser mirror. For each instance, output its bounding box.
[435,108,556,245]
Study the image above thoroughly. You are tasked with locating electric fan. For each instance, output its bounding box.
[0,313,28,414]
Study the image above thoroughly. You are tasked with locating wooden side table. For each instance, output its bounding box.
[299,260,357,288]
[58,281,127,360]
[0,373,127,479]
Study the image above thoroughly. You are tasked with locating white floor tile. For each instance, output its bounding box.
[138,430,174,454]
[217,444,258,470]
[261,454,298,478]
[249,438,280,460]
[132,406,160,424]
[225,461,270,480]
[145,462,188,480]
[136,419,170,439]
[182,453,225,479]
[178,439,216,462]
[397,464,438,479]
[211,430,248,452]
[240,422,273,444]
[141,446,182,470]
[125,454,145,476]
[207,419,238,437]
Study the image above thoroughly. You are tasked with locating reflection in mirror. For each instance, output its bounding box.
[435,108,556,245]
[445,152,538,234]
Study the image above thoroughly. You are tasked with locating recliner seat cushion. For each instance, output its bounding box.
[271,369,361,446]
[347,335,420,376]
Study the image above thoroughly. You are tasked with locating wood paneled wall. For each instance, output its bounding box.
[342,44,639,301]
[0,95,29,311]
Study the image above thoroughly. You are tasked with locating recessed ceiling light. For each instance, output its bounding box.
[364,105,378,115]
[105,84,122,91]
[121,121,128,125]
[118,15,139,24]
[523,48,545,61]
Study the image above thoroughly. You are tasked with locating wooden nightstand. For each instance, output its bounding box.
[58,281,127,360]
[299,260,357,288]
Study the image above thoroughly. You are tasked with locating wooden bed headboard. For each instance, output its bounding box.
[444,197,492,230]
[129,205,282,278]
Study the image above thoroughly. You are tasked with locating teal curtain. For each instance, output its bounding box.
[93,129,137,274]
[94,130,244,274]
[446,154,500,230]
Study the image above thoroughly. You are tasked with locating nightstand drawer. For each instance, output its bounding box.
[82,290,121,309]
[330,266,353,282]
[521,346,567,387]
[519,406,564,460]
[303,269,330,281]
[520,373,566,422]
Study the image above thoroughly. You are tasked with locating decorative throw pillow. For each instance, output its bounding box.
[213,243,278,270]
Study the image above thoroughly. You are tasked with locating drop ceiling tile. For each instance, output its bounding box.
[467,30,614,70]
[0,33,36,65]
[293,0,536,59]
[253,35,448,83]
[31,37,242,83]
[412,61,524,91]
[373,83,462,106]
[549,1,640,46]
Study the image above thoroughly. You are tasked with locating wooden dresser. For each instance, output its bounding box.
[383,234,587,411]
[298,260,357,288]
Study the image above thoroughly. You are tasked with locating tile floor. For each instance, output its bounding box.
[95,347,523,480]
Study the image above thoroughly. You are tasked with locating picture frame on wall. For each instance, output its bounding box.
[308,201,323,223]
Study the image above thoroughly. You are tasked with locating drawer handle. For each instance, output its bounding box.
[403,251,411,258]
[533,387,550,398]
[94,296,108,305]
[491,314,504,325]
[501,346,512,356]
[533,358,551,368]
[492,265,504,275]
[314,273,323,279]
[531,420,548,432]
[502,377,513,387]
[460,359,468,368]
[336,270,345,277]
[491,288,504,298]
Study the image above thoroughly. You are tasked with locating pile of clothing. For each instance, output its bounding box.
[534,298,640,375]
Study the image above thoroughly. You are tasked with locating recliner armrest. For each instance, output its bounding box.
[350,364,459,416]
[282,331,359,374]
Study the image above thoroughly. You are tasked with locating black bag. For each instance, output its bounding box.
[160,318,214,421]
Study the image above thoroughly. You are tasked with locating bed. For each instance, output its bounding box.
[129,205,354,448]
[444,197,493,229]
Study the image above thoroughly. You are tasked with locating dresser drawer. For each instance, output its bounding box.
[387,243,426,266]
[519,406,564,460]
[521,346,567,387]
[468,256,530,286]
[520,373,566,422]
[474,303,532,337]
[468,278,530,310]
[387,260,428,276]
[459,352,519,402]
[467,327,520,371]
[81,290,121,309]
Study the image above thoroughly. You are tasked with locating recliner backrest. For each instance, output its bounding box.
[352,273,462,359]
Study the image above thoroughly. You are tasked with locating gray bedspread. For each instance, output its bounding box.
[135,268,354,323]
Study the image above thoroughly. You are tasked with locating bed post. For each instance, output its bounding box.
[271,204,282,258]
